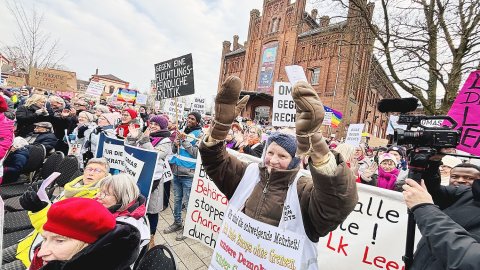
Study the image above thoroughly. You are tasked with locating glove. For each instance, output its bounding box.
[77,125,88,138]
[35,109,45,116]
[292,81,329,160]
[19,185,48,213]
[210,76,248,141]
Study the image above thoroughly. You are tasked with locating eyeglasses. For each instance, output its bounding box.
[97,190,115,200]
[85,167,105,174]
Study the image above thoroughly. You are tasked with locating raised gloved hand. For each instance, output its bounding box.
[19,184,48,213]
[210,76,249,141]
[292,81,329,161]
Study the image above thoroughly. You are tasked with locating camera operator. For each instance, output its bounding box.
[402,161,480,269]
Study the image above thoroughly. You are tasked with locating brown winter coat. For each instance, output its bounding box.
[199,141,358,242]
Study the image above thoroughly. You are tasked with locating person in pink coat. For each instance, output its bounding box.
[0,95,15,184]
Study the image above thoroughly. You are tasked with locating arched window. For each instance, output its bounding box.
[109,85,115,94]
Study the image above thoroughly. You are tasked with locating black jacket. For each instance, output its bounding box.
[411,178,480,269]
[242,141,265,158]
[29,132,58,153]
[16,105,49,137]
[39,223,141,270]
[2,147,29,184]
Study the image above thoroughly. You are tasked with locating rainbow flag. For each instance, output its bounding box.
[324,106,343,127]
[117,88,138,104]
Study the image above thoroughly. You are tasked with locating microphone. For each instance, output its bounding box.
[377,98,419,113]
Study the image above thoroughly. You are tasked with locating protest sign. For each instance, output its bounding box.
[345,124,365,146]
[95,133,125,171]
[322,112,333,126]
[272,82,296,127]
[155,53,194,99]
[160,160,173,182]
[446,70,480,156]
[317,184,417,270]
[85,81,105,96]
[164,99,185,120]
[285,65,308,85]
[136,93,148,105]
[47,68,78,92]
[124,144,158,206]
[191,97,206,115]
[37,172,61,202]
[155,101,161,110]
[28,68,69,91]
[6,75,26,88]
[184,155,229,248]
[117,88,138,104]
[324,106,343,127]
[210,207,305,270]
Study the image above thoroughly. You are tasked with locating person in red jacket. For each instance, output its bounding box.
[116,108,139,138]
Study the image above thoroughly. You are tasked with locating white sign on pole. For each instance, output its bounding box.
[164,99,184,120]
[345,124,365,147]
[272,82,296,127]
[191,97,206,115]
[136,93,148,105]
[322,112,333,126]
[85,81,105,96]
[285,65,308,85]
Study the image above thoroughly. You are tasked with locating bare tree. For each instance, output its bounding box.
[314,0,480,115]
[1,1,65,72]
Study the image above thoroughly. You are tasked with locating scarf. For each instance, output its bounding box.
[150,130,172,146]
[377,167,400,190]
[183,124,202,135]
[63,176,103,198]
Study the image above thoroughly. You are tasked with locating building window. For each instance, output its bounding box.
[311,68,320,85]
[109,85,115,94]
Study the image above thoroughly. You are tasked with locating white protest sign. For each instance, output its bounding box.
[37,172,61,202]
[102,141,125,170]
[124,151,145,183]
[160,160,173,182]
[155,101,161,110]
[210,207,305,270]
[272,82,296,127]
[136,93,148,105]
[184,155,228,248]
[85,81,106,96]
[345,124,365,147]
[191,97,206,115]
[164,99,185,120]
[317,184,418,270]
[285,65,308,85]
[322,112,333,126]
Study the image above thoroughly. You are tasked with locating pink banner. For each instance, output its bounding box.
[447,70,480,156]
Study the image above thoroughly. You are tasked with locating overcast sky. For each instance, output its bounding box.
[0,0,273,102]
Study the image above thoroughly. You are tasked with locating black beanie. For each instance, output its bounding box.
[188,111,201,123]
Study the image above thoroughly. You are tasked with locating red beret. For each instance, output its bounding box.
[0,95,8,113]
[123,108,138,119]
[43,198,116,243]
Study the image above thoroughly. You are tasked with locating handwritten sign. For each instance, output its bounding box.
[6,76,26,88]
[285,65,308,85]
[272,82,296,127]
[191,97,206,115]
[446,70,480,156]
[345,124,365,147]
[155,53,195,99]
[164,99,185,121]
[28,68,69,91]
[85,81,105,96]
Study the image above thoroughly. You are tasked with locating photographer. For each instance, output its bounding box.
[402,162,480,269]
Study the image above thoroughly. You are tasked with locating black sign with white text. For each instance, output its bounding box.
[155,53,194,99]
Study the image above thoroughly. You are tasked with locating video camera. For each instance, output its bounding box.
[377,97,461,181]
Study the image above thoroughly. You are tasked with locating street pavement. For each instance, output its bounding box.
[153,203,213,270]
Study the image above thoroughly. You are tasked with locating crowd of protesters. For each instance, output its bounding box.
[1,80,480,270]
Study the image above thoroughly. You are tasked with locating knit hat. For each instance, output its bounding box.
[0,95,7,113]
[441,155,462,168]
[79,111,95,123]
[123,108,138,119]
[43,198,116,244]
[150,115,168,130]
[188,111,201,123]
[388,146,406,158]
[379,153,398,166]
[265,132,300,169]
[101,112,121,126]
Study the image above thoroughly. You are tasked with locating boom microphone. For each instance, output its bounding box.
[377,97,419,113]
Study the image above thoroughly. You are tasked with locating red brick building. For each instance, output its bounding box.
[218,0,400,138]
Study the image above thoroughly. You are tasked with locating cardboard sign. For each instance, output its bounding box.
[164,99,185,120]
[28,68,69,91]
[6,75,26,88]
[46,68,78,92]
[272,82,296,127]
[446,70,480,156]
[85,81,105,96]
[191,97,206,115]
[155,53,195,99]
[345,124,365,147]
[136,93,148,105]
[117,88,138,104]
[285,65,308,85]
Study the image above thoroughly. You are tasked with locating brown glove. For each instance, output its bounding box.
[292,81,330,160]
[210,76,247,141]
